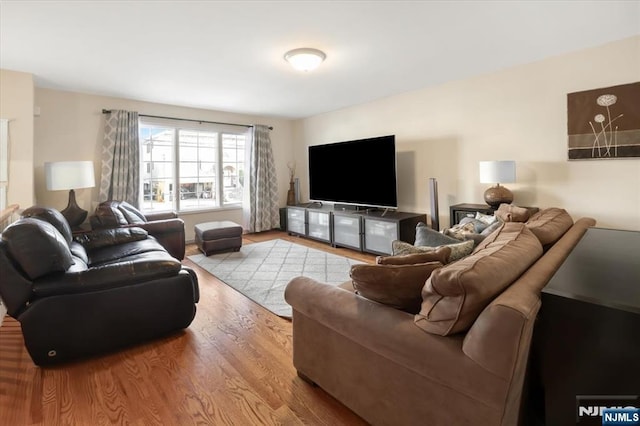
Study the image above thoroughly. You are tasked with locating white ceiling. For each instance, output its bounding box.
[1,1,639,119]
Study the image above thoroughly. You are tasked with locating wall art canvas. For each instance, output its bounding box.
[567,82,640,160]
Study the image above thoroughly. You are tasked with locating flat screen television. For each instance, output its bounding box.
[308,135,397,209]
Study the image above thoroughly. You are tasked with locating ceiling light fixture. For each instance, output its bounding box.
[284,48,326,72]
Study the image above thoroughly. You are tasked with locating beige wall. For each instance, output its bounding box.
[33,89,294,240]
[294,36,640,230]
[0,69,35,209]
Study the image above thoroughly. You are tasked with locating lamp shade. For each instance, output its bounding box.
[479,161,516,184]
[45,161,95,191]
[284,48,326,72]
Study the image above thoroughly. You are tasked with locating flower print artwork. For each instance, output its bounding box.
[588,94,623,157]
[567,82,640,160]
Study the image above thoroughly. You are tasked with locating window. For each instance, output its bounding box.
[139,120,248,213]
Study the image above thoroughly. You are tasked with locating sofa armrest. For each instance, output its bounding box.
[137,219,185,260]
[145,211,178,221]
[136,218,184,235]
[462,218,596,380]
[32,256,183,298]
[284,277,506,403]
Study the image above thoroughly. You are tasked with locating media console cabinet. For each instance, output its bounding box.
[284,205,426,255]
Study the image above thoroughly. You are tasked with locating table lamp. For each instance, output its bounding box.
[479,160,516,208]
[45,161,95,228]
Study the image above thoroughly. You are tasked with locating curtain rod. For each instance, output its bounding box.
[101,109,273,130]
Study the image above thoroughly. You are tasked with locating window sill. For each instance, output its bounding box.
[141,205,243,216]
[177,205,243,216]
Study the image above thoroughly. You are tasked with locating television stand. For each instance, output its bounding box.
[284,205,425,255]
[334,203,368,211]
[302,201,323,208]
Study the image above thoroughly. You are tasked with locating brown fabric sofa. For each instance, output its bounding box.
[285,210,595,426]
[90,200,185,260]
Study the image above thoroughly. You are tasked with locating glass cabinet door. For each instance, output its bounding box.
[286,207,306,235]
[363,218,398,255]
[333,213,362,251]
[307,210,331,242]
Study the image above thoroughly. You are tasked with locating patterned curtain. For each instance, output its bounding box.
[99,110,140,206]
[245,125,279,232]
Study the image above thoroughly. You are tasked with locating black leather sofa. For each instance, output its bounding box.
[90,200,186,260]
[0,206,199,366]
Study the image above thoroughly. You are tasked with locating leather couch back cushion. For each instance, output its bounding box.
[414,222,543,336]
[93,201,146,226]
[74,227,148,250]
[21,206,73,245]
[351,261,443,314]
[525,208,574,246]
[118,201,147,224]
[2,218,74,280]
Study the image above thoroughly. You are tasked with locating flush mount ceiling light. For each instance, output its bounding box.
[284,48,326,72]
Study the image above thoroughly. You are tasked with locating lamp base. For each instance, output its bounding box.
[61,189,88,229]
[483,184,513,209]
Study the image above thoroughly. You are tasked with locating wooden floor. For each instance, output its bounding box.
[0,231,375,425]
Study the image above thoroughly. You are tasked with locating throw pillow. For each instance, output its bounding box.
[21,206,74,245]
[495,204,531,223]
[480,220,502,236]
[2,218,74,280]
[414,223,542,336]
[475,211,497,225]
[376,246,451,265]
[414,222,460,246]
[351,261,444,314]
[392,239,474,263]
[459,217,489,233]
[443,222,477,241]
[525,208,574,246]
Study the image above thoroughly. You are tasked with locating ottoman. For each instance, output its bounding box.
[195,221,243,256]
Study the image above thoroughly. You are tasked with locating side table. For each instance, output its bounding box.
[529,227,640,426]
[449,203,539,227]
[72,223,92,236]
[449,203,494,227]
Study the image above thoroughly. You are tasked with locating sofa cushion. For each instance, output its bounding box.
[118,201,147,224]
[87,238,167,266]
[351,261,443,314]
[2,218,74,280]
[495,204,531,223]
[414,222,543,336]
[460,217,489,233]
[74,227,148,250]
[392,239,474,263]
[376,246,451,265]
[526,208,574,246]
[21,206,73,245]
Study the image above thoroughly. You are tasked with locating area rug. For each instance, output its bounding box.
[187,239,362,318]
